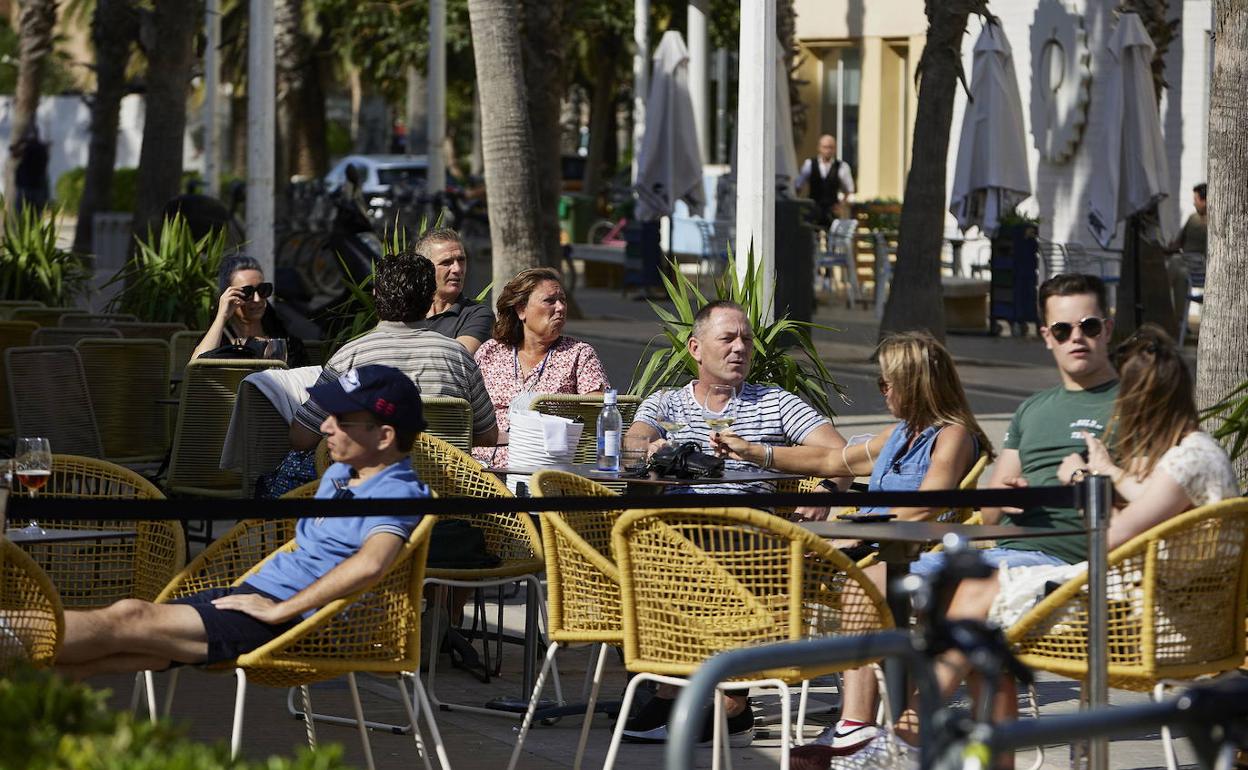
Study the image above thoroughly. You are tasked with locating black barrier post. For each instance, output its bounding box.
[1083,473,1113,770]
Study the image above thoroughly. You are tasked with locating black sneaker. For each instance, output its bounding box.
[699,702,756,748]
[620,695,675,743]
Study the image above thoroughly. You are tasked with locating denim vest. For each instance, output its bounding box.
[858,422,976,515]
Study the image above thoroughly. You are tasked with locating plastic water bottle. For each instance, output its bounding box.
[596,389,622,471]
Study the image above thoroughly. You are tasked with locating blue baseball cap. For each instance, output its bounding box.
[307,364,427,432]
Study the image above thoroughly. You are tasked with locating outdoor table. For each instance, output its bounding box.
[485,463,804,491]
[5,527,138,545]
[798,520,1087,717]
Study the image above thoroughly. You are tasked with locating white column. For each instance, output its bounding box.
[427,0,446,198]
[734,0,776,315]
[631,0,649,184]
[247,0,275,277]
[203,0,221,199]
[688,0,709,162]
[715,47,729,164]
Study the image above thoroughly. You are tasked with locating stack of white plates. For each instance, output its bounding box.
[504,410,583,494]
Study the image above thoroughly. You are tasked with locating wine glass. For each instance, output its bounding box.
[654,388,688,437]
[702,384,739,448]
[14,437,51,534]
[263,338,289,364]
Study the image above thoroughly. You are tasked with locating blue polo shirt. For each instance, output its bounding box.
[244,459,430,606]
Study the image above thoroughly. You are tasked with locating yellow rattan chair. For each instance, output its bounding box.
[409,432,553,716]
[5,345,104,457]
[0,300,44,320]
[0,320,37,435]
[12,307,89,327]
[61,313,137,327]
[20,455,184,609]
[604,507,893,769]
[153,517,449,770]
[32,326,121,347]
[1007,497,1248,770]
[77,338,172,465]
[421,396,474,454]
[530,393,642,465]
[111,321,188,340]
[508,469,624,770]
[0,538,63,672]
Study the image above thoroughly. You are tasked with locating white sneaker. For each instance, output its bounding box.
[830,732,917,770]
[811,721,882,753]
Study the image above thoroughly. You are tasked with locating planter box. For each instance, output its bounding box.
[989,223,1039,335]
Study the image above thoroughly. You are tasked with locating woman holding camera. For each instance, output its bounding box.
[192,255,308,366]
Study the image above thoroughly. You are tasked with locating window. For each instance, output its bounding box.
[819,46,861,172]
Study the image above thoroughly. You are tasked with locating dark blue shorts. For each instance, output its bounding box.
[172,584,300,664]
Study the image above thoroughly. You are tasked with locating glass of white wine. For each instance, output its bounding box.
[702,384,739,449]
[14,436,51,535]
[655,388,687,437]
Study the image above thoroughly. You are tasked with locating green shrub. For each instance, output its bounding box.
[0,204,90,306]
[54,167,141,214]
[54,167,87,210]
[105,213,227,327]
[0,667,352,769]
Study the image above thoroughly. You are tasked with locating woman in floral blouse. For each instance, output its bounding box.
[472,268,610,466]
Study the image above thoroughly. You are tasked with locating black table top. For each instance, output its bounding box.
[798,520,1087,543]
[486,463,805,487]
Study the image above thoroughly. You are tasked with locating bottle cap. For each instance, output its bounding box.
[604,389,617,405]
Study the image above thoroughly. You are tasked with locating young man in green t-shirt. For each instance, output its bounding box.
[821,274,1119,764]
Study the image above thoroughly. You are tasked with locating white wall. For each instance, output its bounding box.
[944,0,1208,249]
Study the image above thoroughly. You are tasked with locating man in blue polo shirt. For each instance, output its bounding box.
[56,365,430,679]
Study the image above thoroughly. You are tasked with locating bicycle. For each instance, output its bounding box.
[665,540,1248,770]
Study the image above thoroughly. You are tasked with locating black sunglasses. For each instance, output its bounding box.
[1047,316,1104,343]
[239,282,274,300]
[877,376,891,395]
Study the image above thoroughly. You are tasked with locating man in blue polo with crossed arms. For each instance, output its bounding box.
[56,364,431,679]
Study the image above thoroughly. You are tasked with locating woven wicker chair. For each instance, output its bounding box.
[0,320,37,435]
[604,507,893,769]
[421,396,474,454]
[111,321,188,340]
[77,338,172,465]
[5,346,104,457]
[61,313,137,327]
[235,379,294,497]
[11,307,89,327]
[168,330,205,380]
[153,517,449,769]
[508,469,624,770]
[1007,497,1248,770]
[530,393,642,465]
[32,326,121,347]
[409,432,553,716]
[0,538,63,673]
[19,455,184,609]
[166,358,287,500]
[0,300,44,320]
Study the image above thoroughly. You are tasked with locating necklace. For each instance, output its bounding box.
[513,346,552,391]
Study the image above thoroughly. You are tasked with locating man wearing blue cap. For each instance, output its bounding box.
[56,365,431,678]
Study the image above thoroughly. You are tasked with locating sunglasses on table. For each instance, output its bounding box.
[239,282,274,300]
[1046,316,1105,343]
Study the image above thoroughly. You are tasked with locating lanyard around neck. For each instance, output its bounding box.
[514,346,552,392]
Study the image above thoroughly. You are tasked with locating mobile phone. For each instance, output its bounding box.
[836,512,896,523]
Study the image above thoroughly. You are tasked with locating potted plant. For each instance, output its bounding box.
[0,205,91,307]
[105,213,228,328]
[988,209,1041,336]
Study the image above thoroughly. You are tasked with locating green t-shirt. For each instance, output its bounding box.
[996,379,1119,564]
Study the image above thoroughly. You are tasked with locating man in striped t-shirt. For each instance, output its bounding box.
[620,299,848,745]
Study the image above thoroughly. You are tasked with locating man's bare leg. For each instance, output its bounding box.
[59,600,210,668]
[58,653,176,681]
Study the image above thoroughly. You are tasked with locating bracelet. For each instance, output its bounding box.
[761,443,774,469]
[1070,467,1090,484]
[864,440,874,467]
[841,444,853,474]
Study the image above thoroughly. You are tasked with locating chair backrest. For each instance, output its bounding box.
[0,321,38,434]
[11,308,89,328]
[167,358,287,497]
[932,451,992,524]
[1036,239,1066,282]
[304,339,327,366]
[529,393,642,464]
[612,507,891,680]
[76,338,172,464]
[531,469,623,643]
[4,346,104,457]
[32,327,122,347]
[0,540,63,671]
[168,330,205,380]
[420,395,474,454]
[111,321,188,340]
[772,475,828,520]
[0,300,44,320]
[61,313,137,327]
[236,378,294,497]
[29,454,183,608]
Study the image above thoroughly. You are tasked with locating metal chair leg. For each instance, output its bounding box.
[507,640,562,770]
[347,673,376,770]
[400,672,454,770]
[573,643,611,770]
[230,668,247,760]
[300,685,317,749]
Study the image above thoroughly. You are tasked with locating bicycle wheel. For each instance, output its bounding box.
[588,220,615,245]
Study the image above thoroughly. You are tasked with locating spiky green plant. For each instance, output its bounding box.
[1201,380,1248,485]
[629,247,847,417]
[0,204,90,307]
[105,213,228,328]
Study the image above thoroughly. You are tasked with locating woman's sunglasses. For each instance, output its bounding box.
[1046,316,1104,343]
[877,376,891,395]
[239,282,274,300]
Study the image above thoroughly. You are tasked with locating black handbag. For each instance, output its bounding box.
[198,341,263,359]
[647,441,725,479]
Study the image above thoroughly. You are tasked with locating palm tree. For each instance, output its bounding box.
[5,0,59,213]
[879,0,989,340]
[466,0,546,306]
[520,0,567,268]
[276,0,328,187]
[1197,0,1248,481]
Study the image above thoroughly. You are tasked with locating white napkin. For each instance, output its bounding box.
[220,365,323,470]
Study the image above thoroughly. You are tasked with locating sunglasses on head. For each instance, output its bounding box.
[239,282,274,300]
[1047,316,1104,343]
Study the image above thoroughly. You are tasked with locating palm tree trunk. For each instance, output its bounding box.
[879,0,987,340]
[520,0,567,269]
[1197,0,1248,481]
[467,0,546,307]
[582,32,622,198]
[73,0,137,254]
[5,0,58,213]
[276,0,327,188]
[131,0,202,240]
